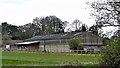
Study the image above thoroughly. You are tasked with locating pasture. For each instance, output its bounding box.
[2,51,101,66]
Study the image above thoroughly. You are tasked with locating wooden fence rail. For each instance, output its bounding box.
[3,48,101,54]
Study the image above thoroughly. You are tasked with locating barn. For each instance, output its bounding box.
[14,31,104,52]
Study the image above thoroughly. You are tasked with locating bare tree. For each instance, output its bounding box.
[71,19,82,31]
[89,0,120,37]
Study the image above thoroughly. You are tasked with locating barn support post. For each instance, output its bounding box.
[50,44,51,52]
[43,40,46,52]
[38,42,41,51]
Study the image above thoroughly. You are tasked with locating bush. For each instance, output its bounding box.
[68,38,83,50]
[100,39,120,68]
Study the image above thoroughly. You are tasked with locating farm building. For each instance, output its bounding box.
[11,41,40,51]
[3,40,23,51]
[12,32,104,52]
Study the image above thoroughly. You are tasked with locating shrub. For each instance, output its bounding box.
[100,39,120,68]
[68,38,83,50]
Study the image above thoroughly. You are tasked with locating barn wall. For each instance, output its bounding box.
[76,32,103,45]
[39,39,70,52]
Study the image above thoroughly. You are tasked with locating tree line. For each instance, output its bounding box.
[2,15,100,41]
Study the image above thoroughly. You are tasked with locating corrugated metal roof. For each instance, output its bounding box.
[24,32,103,43]
[25,32,81,41]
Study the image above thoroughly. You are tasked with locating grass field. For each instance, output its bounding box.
[0,48,2,68]
[2,52,101,66]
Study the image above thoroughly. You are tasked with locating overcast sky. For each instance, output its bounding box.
[0,0,118,37]
[0,0,96,26]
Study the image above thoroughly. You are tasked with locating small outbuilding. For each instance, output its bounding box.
[11,41,40,51]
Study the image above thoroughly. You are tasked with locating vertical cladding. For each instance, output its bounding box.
[44,39,70,52]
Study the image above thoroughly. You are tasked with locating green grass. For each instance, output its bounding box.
[2,52,101,66]
[0,48,2,68]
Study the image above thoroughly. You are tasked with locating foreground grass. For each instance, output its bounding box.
[0,48,2,68]
[2,52,101,66]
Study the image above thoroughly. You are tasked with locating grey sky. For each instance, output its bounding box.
[0,0,118,37]
[0,0,96,26]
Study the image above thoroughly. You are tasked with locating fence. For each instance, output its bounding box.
[44,50,101,55]
[3,48,101,55]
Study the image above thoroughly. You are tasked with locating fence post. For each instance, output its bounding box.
[81,50,82,55]
[90,50,91,55]
[77,50,78,55]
